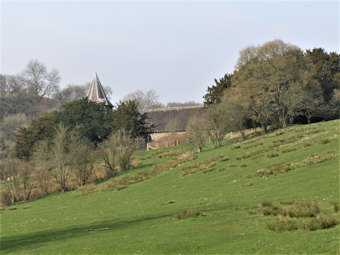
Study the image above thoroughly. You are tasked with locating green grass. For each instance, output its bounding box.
[1,120,339,254]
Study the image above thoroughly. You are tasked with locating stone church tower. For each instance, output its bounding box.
[87,73,113,108]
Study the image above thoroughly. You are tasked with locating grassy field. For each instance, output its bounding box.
[1,120,339,254]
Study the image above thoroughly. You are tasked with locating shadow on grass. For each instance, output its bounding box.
[0,212,172,253]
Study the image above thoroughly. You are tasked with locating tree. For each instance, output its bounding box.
[232,40,322,131]
[68,131,95,186]
[21,60,60,101]
[13,111,59,160]
[203,73,232,106]
[219,89,249,139]
[59,98,113,144]
[113,100,151,139]
[49,124,71,192]
[186,115,207,152]
[0,158,34,202]
[123,90,163,109]
[100,130,140,176]
[0,113,30,158]
[305,48,340,103]
[205,105,229,148]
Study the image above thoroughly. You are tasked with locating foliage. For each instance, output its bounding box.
[232,40,323,131]
[60,98,113,144]
[113,100,151,139]
[203,73,232,106]
[13,111,59,160]
[305,48,340,103]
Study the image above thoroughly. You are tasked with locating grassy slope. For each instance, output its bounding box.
[1,120,339,254]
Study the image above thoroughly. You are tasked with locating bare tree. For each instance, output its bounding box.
[22,60,60,101]
[100,130,140,176]
[49,124,71,191]
[186,115,207,152]
[205,105,230,148]
[123,89,163,109]
[68,131,95,186]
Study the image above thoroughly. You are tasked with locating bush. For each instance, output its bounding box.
[0,189,13,206]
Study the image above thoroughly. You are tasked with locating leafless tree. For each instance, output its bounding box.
[123,89,163,109]
[21,60,61,101]
[186,115,207,152]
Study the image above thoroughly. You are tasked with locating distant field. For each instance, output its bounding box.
[1,120,339,254]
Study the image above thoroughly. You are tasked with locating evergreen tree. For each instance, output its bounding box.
[203,73,232,106]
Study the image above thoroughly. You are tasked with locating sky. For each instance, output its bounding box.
[1,0,339,104]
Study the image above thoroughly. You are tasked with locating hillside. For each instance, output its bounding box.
[1,120,339,254]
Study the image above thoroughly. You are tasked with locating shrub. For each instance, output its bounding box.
[0,189,13,206]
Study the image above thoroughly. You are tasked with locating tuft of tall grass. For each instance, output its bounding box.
[267,152,280,158]
[281,147,297,153]
[267,214,338,231]
[172,209,204,220]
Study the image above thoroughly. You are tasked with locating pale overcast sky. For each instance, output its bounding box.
[1,1,339,104]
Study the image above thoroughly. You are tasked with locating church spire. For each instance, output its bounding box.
[87,73,113,108]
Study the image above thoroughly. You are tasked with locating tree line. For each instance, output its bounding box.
[188,40,339,152]
[1,98,150,205]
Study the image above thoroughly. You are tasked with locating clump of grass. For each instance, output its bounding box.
[278,202,320,217]
[236,156,242,160]
[267,218,299,231]
[220,156,229,161]
[281,147,297,153]
[330,201,340,213]
[244,142,263,149]
[241,164,247,168]
[232,144,241,149]
[279,200,295,205]
[255,163,292,177]
[267,152,280,158]
[272,134,304,146]
[249,201,278,216]
[173,209,204,220]
[317,138,330,144]
[242,149,269,159]
[303,142,313,147]
[267,214,338,231]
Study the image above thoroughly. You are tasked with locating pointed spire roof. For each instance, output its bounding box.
[87,73,113,108]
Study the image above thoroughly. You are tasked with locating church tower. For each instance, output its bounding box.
[87,73,113,108]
